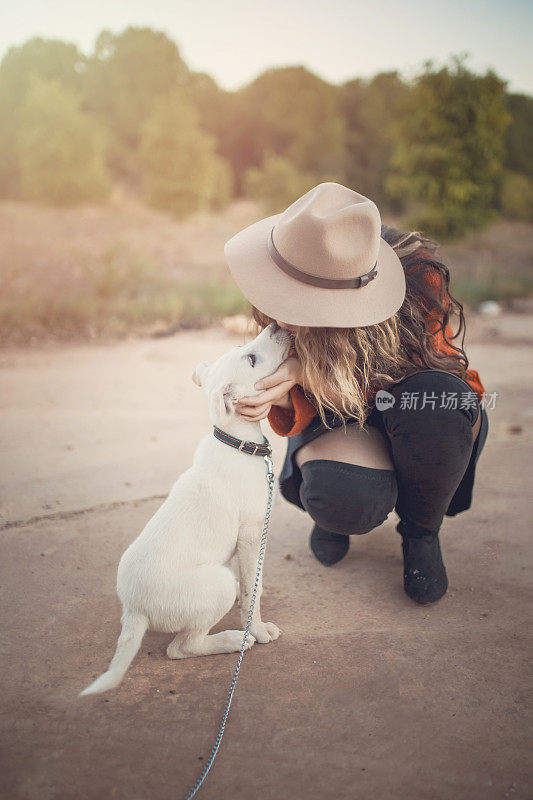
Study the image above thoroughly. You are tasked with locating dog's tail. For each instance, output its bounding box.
[79,613,148,696]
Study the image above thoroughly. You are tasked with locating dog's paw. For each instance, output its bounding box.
[249,621,282,644]
[224,630,255,651]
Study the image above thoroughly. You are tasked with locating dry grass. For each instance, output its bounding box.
[0,197,258,344]
[439,218,533,307]
[1,196,532,345]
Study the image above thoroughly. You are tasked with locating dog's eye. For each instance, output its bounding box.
[247,353,256,367]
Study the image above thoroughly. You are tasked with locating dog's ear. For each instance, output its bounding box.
[209,382,236,424]
[192,360,212,387]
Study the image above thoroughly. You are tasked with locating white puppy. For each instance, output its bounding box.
[80,321,291,696]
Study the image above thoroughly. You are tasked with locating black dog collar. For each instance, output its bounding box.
[213,425,272,457]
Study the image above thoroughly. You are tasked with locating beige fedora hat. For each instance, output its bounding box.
[223,181,406,328]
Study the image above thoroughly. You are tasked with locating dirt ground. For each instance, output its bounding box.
[0,311,532,800]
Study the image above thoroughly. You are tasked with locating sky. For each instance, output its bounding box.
[0,0,531,94]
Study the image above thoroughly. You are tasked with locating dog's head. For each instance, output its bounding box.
[192,322,293,426]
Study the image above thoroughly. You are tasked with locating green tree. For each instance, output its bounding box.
[140,88,231,218]
[244,153,317,215]
[0,37,86,197]
[385,57,512,239]
[340,72,410,209]
[208,157,234,211]
[187,71,245,192]
[225,67,348,191]
[188,71,232,144]
[504,93,533,177]
[500,90,533,220]
[84,27,191,181]
[500,171,533,221]
[16,75,110,205]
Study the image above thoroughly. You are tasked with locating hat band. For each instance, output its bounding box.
[268,227,378,290]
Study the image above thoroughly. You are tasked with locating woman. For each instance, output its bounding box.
[223,182,489,605]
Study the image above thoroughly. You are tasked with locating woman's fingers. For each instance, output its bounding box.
[236,402,272,421]
[255,369,287,391]
[254,356,301,391]
[236,380,294,407]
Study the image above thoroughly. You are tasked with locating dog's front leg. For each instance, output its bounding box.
[237,524,281,644]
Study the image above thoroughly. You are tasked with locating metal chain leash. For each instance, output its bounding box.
[182,451,276,800]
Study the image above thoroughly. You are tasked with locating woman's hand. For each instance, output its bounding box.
[233,356,302,422]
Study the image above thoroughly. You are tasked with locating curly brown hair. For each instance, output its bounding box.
[248,223,470,431]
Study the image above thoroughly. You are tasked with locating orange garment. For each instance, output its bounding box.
[267,255,485,438]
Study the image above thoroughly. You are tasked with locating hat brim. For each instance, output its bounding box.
[224,213,406,328]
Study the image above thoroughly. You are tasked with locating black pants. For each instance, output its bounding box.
[297,370,487,538]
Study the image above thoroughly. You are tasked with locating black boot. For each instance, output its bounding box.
[396,520,448,604]
[310,523,350,566]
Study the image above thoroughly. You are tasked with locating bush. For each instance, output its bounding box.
[500,171,533,221]
[385,57,512,240]
[453,269,533,308]
[17,75,110,205]
[208,156,234,212]
[244,153,317,215]
[140,88,233,219]
[0,240,250,343]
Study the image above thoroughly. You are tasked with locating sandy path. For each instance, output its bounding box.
[0,315,531,800]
